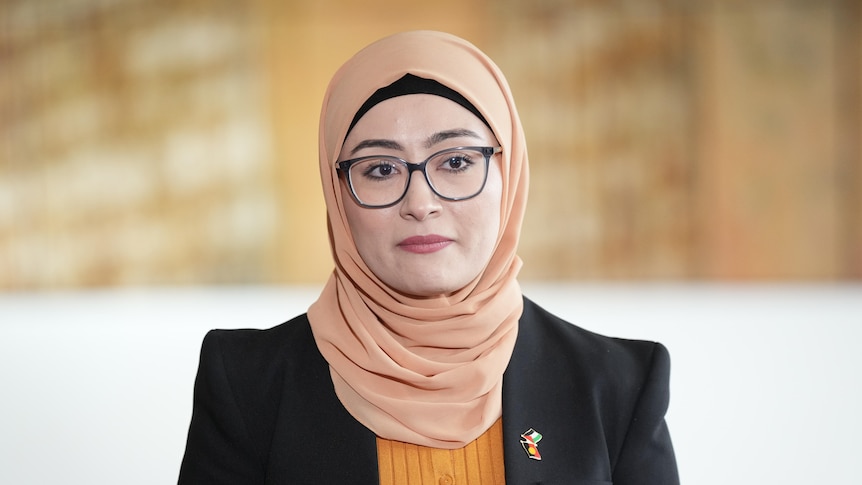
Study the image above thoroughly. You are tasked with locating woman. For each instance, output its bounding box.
[179,31,678,484]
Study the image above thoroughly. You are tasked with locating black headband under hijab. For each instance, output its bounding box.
[346,74,490,136]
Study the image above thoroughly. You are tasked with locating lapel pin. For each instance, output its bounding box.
[520,428,543,460]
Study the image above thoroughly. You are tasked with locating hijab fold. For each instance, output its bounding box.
[308,31,529,449]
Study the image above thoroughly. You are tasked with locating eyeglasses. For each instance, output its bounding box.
[336,146,501,208]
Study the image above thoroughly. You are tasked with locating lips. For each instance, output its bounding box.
[397,234,453,254]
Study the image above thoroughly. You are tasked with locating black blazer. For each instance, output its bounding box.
[179,297,678,484]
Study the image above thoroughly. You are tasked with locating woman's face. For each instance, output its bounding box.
[339,94,503,298]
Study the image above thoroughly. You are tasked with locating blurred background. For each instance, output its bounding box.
[3,0,860,290]
[2,2,862,484]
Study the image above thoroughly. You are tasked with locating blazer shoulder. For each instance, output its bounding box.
[505,296,676,482]
[180,314,322,482]
[517,295,672,420]
[519,296,667,379]
[203,313,314,362]
[198,313,321,437]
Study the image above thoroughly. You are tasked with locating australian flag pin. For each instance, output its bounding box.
[520,428,543,460]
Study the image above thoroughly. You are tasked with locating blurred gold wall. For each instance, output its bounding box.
[1,0,860,290]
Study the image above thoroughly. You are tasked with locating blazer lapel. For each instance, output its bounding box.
[266,319,379,484]
[502,298,610,485]
[502,300,561,484]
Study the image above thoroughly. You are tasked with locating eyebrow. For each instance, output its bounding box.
[347,128,484,156]
[348,139,403,156]
[424,129,483,148]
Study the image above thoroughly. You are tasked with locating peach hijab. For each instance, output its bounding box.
[308,31,529,449]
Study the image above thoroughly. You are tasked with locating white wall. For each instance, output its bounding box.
[1,284,860,484]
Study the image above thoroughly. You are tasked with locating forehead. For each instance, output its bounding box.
[344,94,494,144]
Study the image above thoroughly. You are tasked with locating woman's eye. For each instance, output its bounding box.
[441,155,472,172]
[362,161,399,179]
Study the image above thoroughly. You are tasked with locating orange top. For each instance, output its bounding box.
[376,418,506,485]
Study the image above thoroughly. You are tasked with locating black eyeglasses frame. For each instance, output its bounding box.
[335,146,502,209]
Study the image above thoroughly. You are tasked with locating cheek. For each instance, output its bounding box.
[483,167,504,233]
[341,184,373,247]
[341,186,393,260]
[344,206,374,248]
[465,174,503,249]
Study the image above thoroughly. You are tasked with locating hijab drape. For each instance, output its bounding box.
[308,30,529,449]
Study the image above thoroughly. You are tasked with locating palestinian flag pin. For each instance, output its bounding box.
[520,428,543,460]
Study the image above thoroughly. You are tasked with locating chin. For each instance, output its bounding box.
[377,264,477,298]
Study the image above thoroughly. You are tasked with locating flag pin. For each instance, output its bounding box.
[520,428,543,460]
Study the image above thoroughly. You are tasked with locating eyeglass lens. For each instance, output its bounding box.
[348,148,489,207]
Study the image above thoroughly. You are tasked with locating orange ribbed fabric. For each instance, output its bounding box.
[376,418,506,485]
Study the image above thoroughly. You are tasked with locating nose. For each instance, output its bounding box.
[399,171,441,220]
